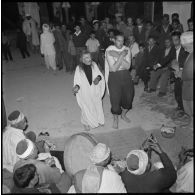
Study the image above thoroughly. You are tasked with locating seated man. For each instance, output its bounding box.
[12,163,61,193]
[120,137,177,193]
[148,37,175,97]
[3,110,44,173]
[68,143,127,193]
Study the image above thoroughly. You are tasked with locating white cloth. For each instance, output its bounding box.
[181,31,193,45]
[176,46,181,61]
[37,153,64,174]
[105,45,131,95]
[86,38,100,53]
[23,18,40,46]
[126,150,148,175]
[129,42,139,58]
[176,159,194,193]
[74,62,105,128]
[3,126,26,172]
[44,55,56,70]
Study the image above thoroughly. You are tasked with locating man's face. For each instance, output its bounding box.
[75,26,80,32]
[17,117,28,130]
[162,17,169,26]
[61,25,67,31]
[115,35,124,49]
[82,53,92,65]
[93,23,99,30]
[148,38,155,47]
[165,39,172,48]
[172,22,178,29]
[116,16,121,23]
[109,31,114,37]
[146,23,152,31]
[172,36,180,47]
[80,18,85,25]
[90,34,95,39]
[136,18,142,25]
[172,15,178,21]
[139,46,145,53]
[105,17,109,23]
[128,36,135,43]
[188,22,193,31]
[127,17,133,25]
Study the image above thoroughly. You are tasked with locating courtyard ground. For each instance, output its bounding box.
[2,49,193,167]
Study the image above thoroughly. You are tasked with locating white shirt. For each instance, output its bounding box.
[176,45,181,61]
[129,42,139,58]
[3,126,26,172]
[86,38,100,53]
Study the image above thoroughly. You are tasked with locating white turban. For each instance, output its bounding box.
[90,143,110,164]
[8,111,25,125]
[126,150,148,175]
[181,31,193,45]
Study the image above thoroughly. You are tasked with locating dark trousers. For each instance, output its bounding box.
[108,70,135,115]
[139,68,151,87]
[174,78,184,110]
[2,44,13,61]
[19,47,30,58]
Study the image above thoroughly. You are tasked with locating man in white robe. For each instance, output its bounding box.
[40,24,56,71]
[73,51,105,130]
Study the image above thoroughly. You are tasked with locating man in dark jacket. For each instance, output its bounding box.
[171,31,189,118]
[120,138,177,193]
[148,36,175,96]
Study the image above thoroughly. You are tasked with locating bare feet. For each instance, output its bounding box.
[121,115,131,123]
[84,125,90,131]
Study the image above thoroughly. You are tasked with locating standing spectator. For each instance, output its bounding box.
[120,138,177,193]
[124,17,135,39]
[67,32,77,73]
[40,24,56,72]
[22,14,39,53]
[86,31,100,64]
[172,19,184,33]
[171,31,189,118]
[104,17,113,31]
[80,16,93,42]
[171,13,184,33]
[133,17,146,44]
[144,21,160,45]
[148,37,175,97]
[144,36,161,92]
[157,14,173,49]
[2,31,13,62]
[61,24,69,40]
[16,28,30,59]
[181,31,193,128]
[115,14,127,35]
[104,29,116,49]
[127,35,139,59]
[187,18,193,31]
[68,14,76,32]
[72,24,87,65]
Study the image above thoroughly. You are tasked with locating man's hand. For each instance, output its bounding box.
[45,157,55,167]
[120,49,128,57]
[148,142,164,154]
[93,76,101,85]
[72,85,80,95]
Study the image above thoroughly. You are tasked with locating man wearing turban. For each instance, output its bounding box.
[120,139,177,193]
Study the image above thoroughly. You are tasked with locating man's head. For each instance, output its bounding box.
[105,17,110,23]
[108,29,115,38]
[139,43,145,53]
[146,21,153,31]
[90,31,96,39]
[80,50,92,65]
[172,13,179,21]
[162,14,170,26]
[126,149,151,175]
[187,18,193,31]
[171,31,181,47]
[115,34,125,49]
[128,35,136,44]
[16,139,38,160]
[25,14,31,20]
[75,25,81,33]
[116,16,122,23]
[164,37,172,49]
[61,24,67,31]
[127,17,133,25]
[148,36,156,47]
[136,17,143,26]
[93,21,100,30]
[80,17,86,25]
[13,164,39,188]
[172,19,180,30]
[42,24,50,33]
[90,143,111,167]
[180,31,193,53]
[8,110,28,131]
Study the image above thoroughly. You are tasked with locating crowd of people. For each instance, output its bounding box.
[2,11,194,194]
[2,110,193,193]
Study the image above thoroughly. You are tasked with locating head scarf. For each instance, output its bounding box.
[90,143,110,164]
[42,24,50,33]
[181,31,193,45]
[8,110,25,125]
[16,139,36,159]
[126,150,149,175]
[82,165,101,193]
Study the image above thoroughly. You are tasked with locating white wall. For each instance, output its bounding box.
[163,1,192,31]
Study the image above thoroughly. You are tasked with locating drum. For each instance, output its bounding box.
[63,132,98,176]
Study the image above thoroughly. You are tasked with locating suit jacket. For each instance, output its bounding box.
[144,44,161,68]
[173,47,189,68]
[158,46,175,68]
[133,25,146,44]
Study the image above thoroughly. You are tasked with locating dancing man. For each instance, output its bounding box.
[105,33,134,129]
[73,50,105,131]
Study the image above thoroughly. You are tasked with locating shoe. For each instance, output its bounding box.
[158,92,166,97]
[147,89,156,93]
